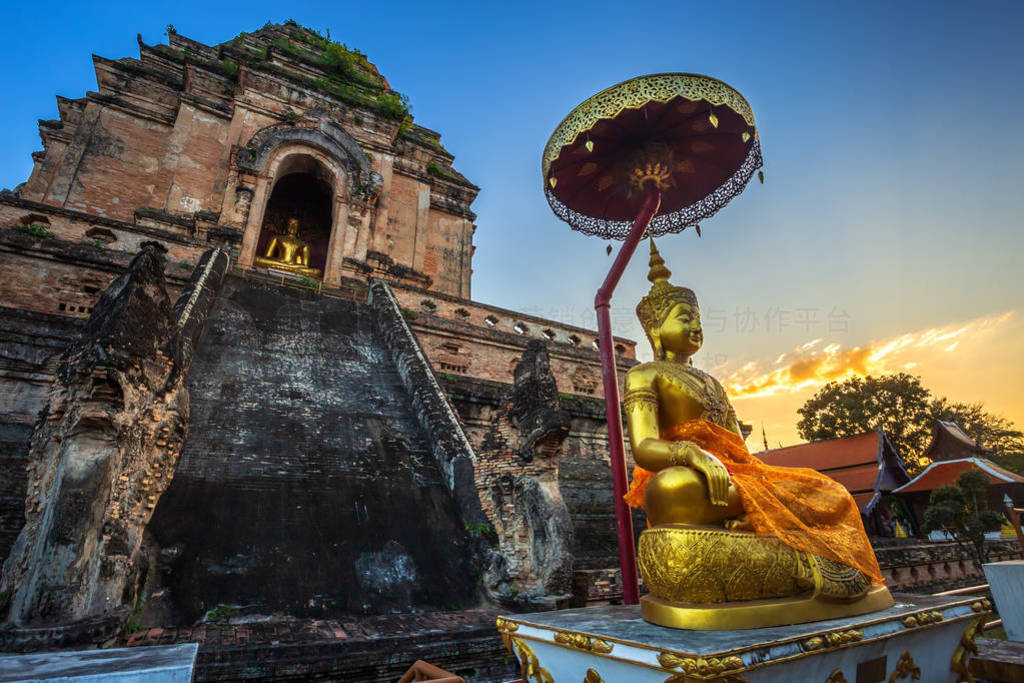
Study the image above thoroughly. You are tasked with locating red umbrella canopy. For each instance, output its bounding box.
[543,73,763,239]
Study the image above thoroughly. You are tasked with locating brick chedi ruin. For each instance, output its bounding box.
[0,22,639,678]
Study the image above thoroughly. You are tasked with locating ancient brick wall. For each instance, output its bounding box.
[0,309,83,562]
[876,539,1023,594]
[390,283,637,401]
[12,24,478,299]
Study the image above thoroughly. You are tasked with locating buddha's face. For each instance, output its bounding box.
[657,302,703,357]
[286,218,299,235]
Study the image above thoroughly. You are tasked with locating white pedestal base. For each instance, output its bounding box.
[498,594,989,682]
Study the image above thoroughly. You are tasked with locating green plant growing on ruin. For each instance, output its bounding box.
[220,58,239,80]
[400,307,417,321]
[466,521,498,549]
[374,92,410,121]
[283,108,301,122]
[352,114,364,126]
[119,573,150,637]
[91,240,105,249]
[164,24,176,36]
[397,115,413,138]
[178,261,193,270]
[322,42,358,80]
[923,468,1004,568]
[205,604,237,623]
[270,37,303,60]
[465,521,492,535]
[11,222,55,239]
[426,161,444,178]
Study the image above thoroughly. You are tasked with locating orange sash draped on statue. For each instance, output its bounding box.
[624,418,883,583]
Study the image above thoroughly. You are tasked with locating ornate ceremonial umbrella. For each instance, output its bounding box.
[542,73,762,604]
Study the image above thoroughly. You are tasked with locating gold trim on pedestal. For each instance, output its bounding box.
[658,651,745,680]
[901,610,943,628]
[498,597,985,680]
[496,617,519,654]
[511,636,554,683]
[826,669,849,683]
[887,649,921,682]
[950,614,986,683]
[640,584,894,631]
[554,630,614,653]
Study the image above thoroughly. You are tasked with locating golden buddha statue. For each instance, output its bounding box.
[623,241,893,629]
[253,217,322,278]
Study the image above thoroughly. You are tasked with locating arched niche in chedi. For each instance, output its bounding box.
[229,119,382,285]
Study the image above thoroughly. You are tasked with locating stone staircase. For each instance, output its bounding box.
[147,277,481,624]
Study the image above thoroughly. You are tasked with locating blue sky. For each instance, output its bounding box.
[2,0,1022,443]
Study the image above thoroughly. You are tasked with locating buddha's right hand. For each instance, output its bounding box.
[677,443,731,506]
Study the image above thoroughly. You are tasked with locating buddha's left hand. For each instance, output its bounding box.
[686,447,731,506]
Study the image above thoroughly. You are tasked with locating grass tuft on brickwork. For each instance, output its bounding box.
[7,222,55,239]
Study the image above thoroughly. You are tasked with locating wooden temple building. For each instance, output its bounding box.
[893,421,1024,527]
[754,430,912,536]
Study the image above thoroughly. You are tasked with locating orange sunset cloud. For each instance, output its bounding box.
[710,311,1024,448]
[720,312,1014,399]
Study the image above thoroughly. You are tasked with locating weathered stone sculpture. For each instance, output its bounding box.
[483,340,574,609]
[0,244,228,640]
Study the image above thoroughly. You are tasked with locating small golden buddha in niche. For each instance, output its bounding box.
[623,240,892,629]
[253,217,322,278]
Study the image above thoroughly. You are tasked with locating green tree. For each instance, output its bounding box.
[796,374,1024,474]
[922,469,1004,567]
[796,374,933,469]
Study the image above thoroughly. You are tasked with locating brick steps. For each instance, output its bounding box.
[123,610,517,682]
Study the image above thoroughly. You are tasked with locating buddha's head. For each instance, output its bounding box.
[636,240,702,360]
[286,217,300,235]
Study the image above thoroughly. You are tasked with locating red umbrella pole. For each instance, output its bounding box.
[594,184,661,606]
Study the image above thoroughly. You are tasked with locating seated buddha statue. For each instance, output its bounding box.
[254,217,322,278]
[623,240,893,629]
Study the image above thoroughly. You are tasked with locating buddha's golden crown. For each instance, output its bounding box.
[636,239,697,333]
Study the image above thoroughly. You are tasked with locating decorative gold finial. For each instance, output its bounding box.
[636,240,697,336]
[647,238,671,284]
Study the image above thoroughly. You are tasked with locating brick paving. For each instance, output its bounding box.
[121,609,517,682]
